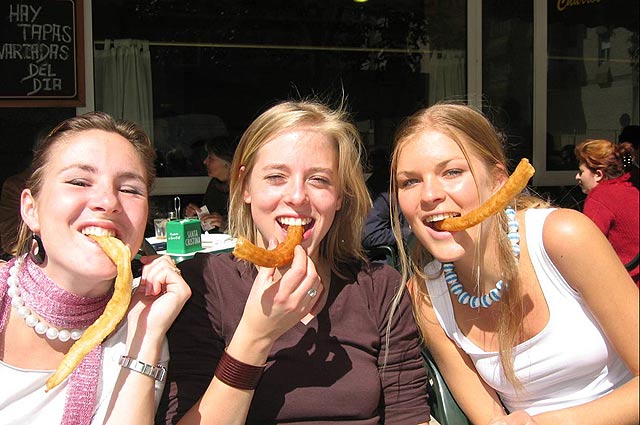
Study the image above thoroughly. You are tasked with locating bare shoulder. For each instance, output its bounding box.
[541,208,603,253]
[540,208,623,292]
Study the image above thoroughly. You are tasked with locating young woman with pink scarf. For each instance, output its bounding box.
[0,112,191,424]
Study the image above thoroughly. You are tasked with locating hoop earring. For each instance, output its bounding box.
[29,234,46,265]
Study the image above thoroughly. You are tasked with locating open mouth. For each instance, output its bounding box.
[424,212,460,229]
[277,216,313,233]
[81,226,118,239]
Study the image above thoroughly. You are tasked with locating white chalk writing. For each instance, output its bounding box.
[2,2,75,96]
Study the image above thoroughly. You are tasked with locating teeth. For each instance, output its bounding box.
[425,213,460,223]
[82,226,116,237]
[278,217,312,226]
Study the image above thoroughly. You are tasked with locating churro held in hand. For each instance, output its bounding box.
[434,158,535,231]
[233,225,303,267]
[45,235,133,391]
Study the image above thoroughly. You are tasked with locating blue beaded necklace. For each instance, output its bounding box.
[443,207,520,309]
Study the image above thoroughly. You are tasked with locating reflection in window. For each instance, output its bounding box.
[483,1,534,173]
[92,1,467,179]
[547,0,639,171]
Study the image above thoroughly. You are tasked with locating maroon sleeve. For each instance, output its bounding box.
[155,253,227,425]
[371,265,431,424]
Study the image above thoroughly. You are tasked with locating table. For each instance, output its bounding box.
[146,233,236,263]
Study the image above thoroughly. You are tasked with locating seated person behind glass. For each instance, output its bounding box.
[0,169,30,260]
[362,191,410,264]
[362,146,410,262]
[0,130,42,260]
[184,137,234,232]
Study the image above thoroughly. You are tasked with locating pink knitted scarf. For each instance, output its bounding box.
[0,256,112,425]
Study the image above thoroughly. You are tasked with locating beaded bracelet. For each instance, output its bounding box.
[214,350,266,390]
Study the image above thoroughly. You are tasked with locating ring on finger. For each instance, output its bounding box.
[307,288,317,298]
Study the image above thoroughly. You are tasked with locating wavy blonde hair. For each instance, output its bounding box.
[389,102,548,388]
[227,99,371,277]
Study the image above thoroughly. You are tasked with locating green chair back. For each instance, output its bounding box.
[422,348,470,425]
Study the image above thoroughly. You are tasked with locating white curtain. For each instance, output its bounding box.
[424,49,466,106]
[94,39,154,140]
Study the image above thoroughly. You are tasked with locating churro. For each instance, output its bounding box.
[233,225,303,267]
[46,235,133,391]
[434,158,535,232]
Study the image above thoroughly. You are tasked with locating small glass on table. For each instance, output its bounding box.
[153,218,168,240]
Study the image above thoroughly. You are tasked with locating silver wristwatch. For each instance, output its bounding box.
[118,356,166,382]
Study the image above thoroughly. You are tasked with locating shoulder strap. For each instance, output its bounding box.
[625,253,639,271]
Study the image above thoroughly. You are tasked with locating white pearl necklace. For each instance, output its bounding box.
[7,258,84,342]
[444,207,520,309]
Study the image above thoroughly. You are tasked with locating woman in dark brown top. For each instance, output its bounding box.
[157,99,430,424]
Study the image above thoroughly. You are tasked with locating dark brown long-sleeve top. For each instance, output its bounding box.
[157,252,429,424]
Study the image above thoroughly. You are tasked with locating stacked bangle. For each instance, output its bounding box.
[215,350,266,390]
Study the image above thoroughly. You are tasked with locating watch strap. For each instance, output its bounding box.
[118,355,166,382]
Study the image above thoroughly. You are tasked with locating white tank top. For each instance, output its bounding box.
[425,208,632,415]
[0,318,169,424]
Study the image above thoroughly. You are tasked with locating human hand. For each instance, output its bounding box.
[239,244,323,343]
[200,212,225,230]
[126,254,191,342]
[184,203,200,218]
[488,411,539,425]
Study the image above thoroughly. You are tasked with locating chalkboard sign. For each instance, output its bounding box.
[0,0,84,107]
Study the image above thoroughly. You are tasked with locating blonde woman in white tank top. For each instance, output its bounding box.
[389,103,638,425]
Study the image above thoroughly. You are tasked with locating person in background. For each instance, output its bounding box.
[361,145,411,265]
[0,112,191,424]
[361,191,411,269]
[362,191,411,250]
[158,99,431,424]
[574,139,639,285]
[0,168,30,259]
[0,130,43,260]
[389,103,638,424]
[184,136,234,233]
[364,145,392,196]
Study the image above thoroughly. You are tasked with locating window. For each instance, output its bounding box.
[546,0,638,175]
[91,0,467,196]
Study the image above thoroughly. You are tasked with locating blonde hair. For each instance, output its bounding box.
[227,99,371,277]
[389,102,547,388]
[16,112,156,257]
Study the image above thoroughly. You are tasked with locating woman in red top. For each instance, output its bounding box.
[575,139,639,285]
